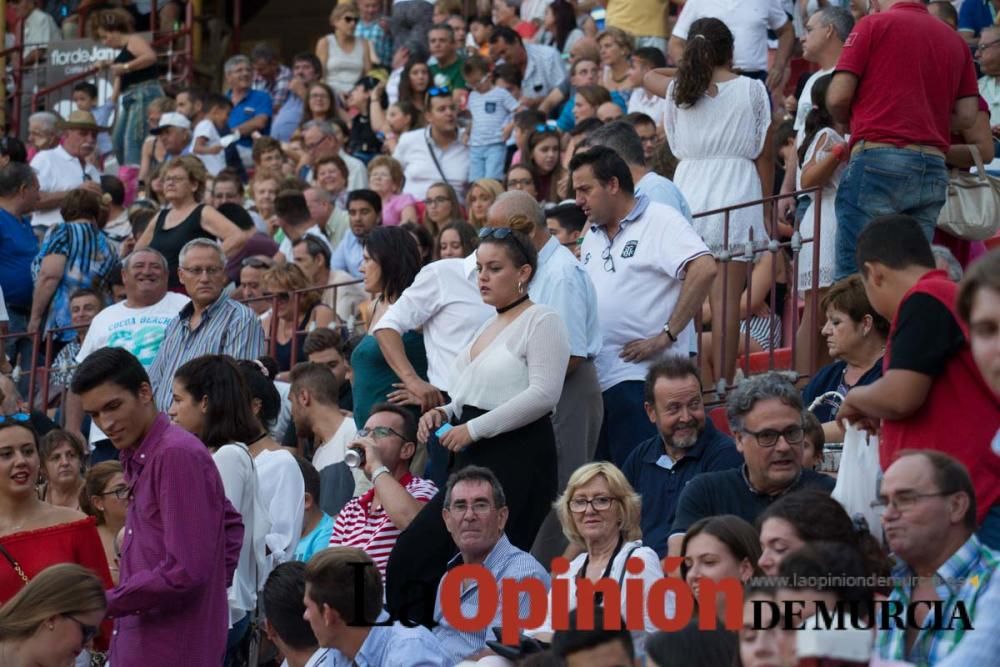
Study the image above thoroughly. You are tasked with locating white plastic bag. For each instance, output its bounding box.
[831,423,883,545]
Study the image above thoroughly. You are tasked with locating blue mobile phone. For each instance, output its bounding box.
[436,423,453,438]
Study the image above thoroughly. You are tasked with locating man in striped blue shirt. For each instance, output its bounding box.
[432,466,550,663]
[148,238,266,410]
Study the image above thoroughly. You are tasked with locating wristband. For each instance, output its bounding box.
[371,465,391,484]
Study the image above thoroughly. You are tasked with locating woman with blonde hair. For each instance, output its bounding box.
[0,563,107,665]
[136,155,250,292]
[261,263,336,373]
[368,156,418,226]
[316,2,377,98]
[80,462,128,585]
[598,27,634,94]
[527,461,665,657]
[465,178,504,228]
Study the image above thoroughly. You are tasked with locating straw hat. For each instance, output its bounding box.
[58,110,109,132]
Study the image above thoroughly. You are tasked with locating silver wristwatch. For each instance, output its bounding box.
[662,323,677,343]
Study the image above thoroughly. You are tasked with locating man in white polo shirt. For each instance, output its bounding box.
[670,0,794,92]
[570,145,717,467]
[29,110,103,237]
[393,89,470,200]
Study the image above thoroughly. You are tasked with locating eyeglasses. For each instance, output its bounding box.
[870,491,954,513]
[0,413,31,424]
[446,499,494,515]
[62,615,99,645]
[241,257,273,269]
[263,291,291,302]
[478,226,532,259]
[180,266,224,277]
[977,38,1000,52]
[424,196,451,206]
[162,176,190,185]
[600,244,615,273]
[569,495,615,513]
[357,426,406,441]
[506,177,535,189]
[428,86,452,98]
[741,424,805,448]
[98,485,130,500]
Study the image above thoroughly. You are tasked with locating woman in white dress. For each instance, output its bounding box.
[795,73,847,374]
[664,18,772,385]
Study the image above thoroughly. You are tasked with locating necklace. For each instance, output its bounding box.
[496,294,529,314]
[247,431,269,447]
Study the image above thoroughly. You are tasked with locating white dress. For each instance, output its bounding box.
[664,76,771,259]
[797,127,845,291]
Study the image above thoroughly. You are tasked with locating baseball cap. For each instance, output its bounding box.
[150,112,192,134]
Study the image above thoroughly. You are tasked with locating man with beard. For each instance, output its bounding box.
[667,372,835,559]
[621,357,741,557]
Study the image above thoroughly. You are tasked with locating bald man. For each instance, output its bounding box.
[486,191,603,565]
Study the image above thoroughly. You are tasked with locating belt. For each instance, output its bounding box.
[850,140,945,160]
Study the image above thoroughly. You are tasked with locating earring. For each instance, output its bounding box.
[517,281,523,294]
[48,623,55,631]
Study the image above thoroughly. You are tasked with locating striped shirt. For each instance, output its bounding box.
[874,534,1000,664]
[433,534,550,663]
[329,473,437,577]
[149,294,266,410]
[467,86,520,147]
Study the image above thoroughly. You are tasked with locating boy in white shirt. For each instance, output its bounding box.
[192,94,233,176]
[463,54,520,181]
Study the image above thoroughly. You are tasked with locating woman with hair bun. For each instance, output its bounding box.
[664,17,772,386]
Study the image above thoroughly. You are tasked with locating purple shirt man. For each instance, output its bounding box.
[72,347,243,666]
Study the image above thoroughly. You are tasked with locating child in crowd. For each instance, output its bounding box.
[192,94,233,176]
[376,99,421,154]
[493,62,522,100]
[71,82,114,169]
[468,15,493,57]
[508,108,546,169]
[463,55,519,181]
[346,75,385,164]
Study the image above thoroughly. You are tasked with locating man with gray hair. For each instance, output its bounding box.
[795,7,854,148]
[485,190,603,564]
[65,247,191,461]
[666,372,835,557]
[586,120,691,220]
[147,238,265,410]
[301,120,368,190]
[250,43,292,113]
[26,111,59,154]
[225,54,273,167]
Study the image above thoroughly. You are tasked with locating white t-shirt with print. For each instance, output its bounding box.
[193,118,227,176]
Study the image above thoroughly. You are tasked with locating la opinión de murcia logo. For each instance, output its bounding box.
[344,558,975,644]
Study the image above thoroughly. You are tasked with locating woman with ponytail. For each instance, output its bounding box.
[0,564,107,667]
[794,74,847,374]
[664,17,773,386]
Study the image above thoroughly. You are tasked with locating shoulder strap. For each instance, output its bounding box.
[616,545,642,586]
[424,128,450,185]
[0,543,29,584]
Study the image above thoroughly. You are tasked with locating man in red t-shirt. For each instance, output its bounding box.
[827,0,980,279]
[839,215,1000,548]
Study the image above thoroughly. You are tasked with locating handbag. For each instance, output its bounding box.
[831,424,883,546]
[936,144,1000,241]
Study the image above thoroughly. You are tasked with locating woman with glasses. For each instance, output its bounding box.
[37,430,86,511]
[260,264,335,374]
[81,461,128,585]
[505,164,540,200]
[316,2,377,99]
[299,82,340,130]
[415,227,569,553]
[421,182,464,237]
[167,355,270,662]
[0,418,112,605]
[135,156,249,292]
[526,462,664,657]
[368,156,418,226]
[525,127,567,204]
[0,563,108,667]
[352,226,428,428]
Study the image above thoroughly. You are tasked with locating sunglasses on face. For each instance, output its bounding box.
[343,15,358,23]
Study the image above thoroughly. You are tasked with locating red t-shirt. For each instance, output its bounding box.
[835,2,979,153]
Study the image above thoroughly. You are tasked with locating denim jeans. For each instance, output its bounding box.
[112,80,163,166]
[834,146,948,279]
[595,380,657,468]
[469,143,507,181]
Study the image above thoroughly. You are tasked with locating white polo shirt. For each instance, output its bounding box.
[393,127,470,201]
[580,195,711,391]
[30,145,102,229]
[672,0,788,73]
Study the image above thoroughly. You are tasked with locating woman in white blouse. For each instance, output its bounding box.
[417,227,570,550]
[167,355,270,662]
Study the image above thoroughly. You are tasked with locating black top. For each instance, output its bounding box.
[887,293,966,376]
[671,466,836,536]
[114,45,159,89]
[802,358,883,423]
[149,205,211,289]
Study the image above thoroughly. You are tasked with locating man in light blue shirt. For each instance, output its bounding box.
[331,189,381,279]
[486,191,604,565]
[303,547,451,667]
[272,53,323,143]
[585,120,692,221]
[433,467,550,663]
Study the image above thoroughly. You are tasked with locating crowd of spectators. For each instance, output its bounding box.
[0,1,999,666]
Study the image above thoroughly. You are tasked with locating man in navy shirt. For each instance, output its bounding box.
[0,163,40,374]
[621,357,742,557]
[959,0,1000,46]
[224,54,273,166]
[667,372,835,558]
